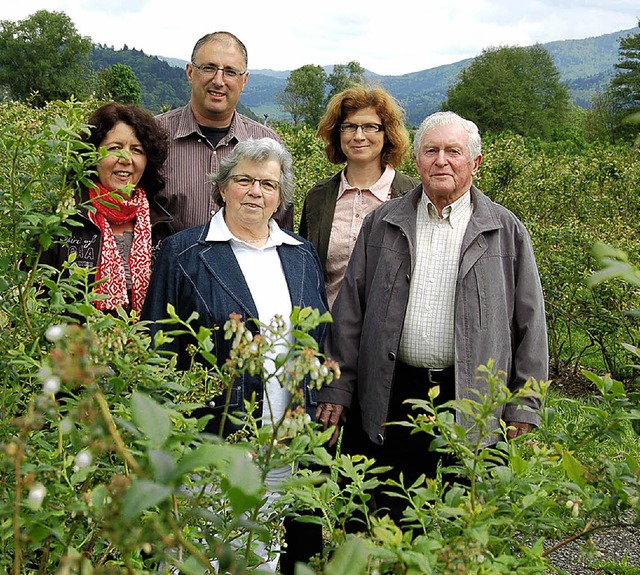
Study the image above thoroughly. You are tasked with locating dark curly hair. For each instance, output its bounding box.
[85,103,169,197]
[317,85,411,168]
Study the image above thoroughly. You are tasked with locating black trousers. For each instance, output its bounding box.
[342,360,456,525]
[279,514,323,575]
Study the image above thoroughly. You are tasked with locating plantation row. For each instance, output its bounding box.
[1,99,639,573]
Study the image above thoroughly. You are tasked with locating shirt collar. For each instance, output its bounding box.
[338,165,395,201]
[205,209,301,248]
[175,106,240,143]
[420,189,472,227]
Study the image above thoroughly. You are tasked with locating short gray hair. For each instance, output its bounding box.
[209,138,294,220]
[413,111,482,162]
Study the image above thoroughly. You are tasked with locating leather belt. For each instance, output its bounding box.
[425,366,455,385]
[396,360,455,385]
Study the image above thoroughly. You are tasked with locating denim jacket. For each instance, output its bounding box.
[141,222,329,435]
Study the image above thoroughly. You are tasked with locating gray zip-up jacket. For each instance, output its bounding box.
[319,184,548,446]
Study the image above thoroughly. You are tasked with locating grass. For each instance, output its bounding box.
[590,558,640,575]
[546,388,640,462]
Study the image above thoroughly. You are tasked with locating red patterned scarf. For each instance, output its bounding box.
[88,182,152,314]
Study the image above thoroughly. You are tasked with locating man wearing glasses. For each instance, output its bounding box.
[156,31,293,234]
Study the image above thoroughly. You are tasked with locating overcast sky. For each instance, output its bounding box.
[3,1,638,76]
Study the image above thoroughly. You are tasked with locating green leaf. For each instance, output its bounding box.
[121,479,172,521]
[291,329,319,349]
[325,537,371,575]
[174,443,231,477]
[561,449,586,488]
[148,449,177,484]
[131,391,171,447]
[172,555,210,575]
[222,451,263,515]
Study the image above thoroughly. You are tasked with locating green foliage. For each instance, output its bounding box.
[476,133,640,379]
[0,10,93,107]
[444,44,571,139]
[1,99,640,573]
[277,65,328,126]
[99,63,142,105]
[586,89,619,143]
[289,364,640,574]
[276,123,336,227]
[590,557,640,575]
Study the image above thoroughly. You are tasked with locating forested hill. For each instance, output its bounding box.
[91,27,636,125]
[90,45,259,120]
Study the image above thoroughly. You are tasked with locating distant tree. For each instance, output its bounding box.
[99,64,142,105]
[443,44,571,139]
[327,61,366,101]
[277,64,327,126]
[90,46,189,113]
[0,10,93,107]
[607,28,640,142]
[585,89,618,143]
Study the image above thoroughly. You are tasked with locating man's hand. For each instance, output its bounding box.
[506,421,534,440]
[316,402,346,447]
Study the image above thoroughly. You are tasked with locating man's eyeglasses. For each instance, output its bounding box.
[191,63,246,79]
[340,123,384,133]
[229,175,281,193]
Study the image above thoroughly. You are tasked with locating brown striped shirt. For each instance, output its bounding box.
[155,105,293,233]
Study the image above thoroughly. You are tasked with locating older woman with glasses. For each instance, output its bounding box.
[299,85,418,309]
[142,137,327,428]
[142,136,328,573]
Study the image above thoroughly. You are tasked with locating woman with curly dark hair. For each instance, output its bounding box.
[41,102,171,314]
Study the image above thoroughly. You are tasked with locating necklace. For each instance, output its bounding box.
[241,233,270,244]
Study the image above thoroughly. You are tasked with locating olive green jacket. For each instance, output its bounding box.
[298,169,419,268]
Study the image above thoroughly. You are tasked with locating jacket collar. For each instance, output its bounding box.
[460,185,504,252]
[382,184,504,259]
[195,221,310,319]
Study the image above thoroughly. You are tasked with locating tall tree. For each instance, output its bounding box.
[443,44,571,139]
[100,64,142,105]
[277,64,327,126]
[607,28,640,142]
[327,61,366,101]
[586,90,618,143]
[0,10,93,107]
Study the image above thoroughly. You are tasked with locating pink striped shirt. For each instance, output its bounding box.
[325,166,395,307]
[155,105,292,233]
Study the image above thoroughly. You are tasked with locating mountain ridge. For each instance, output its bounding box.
[95,27,637,127]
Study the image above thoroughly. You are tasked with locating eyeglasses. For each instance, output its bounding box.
[191,62,247,79]
[339,123,384,133]
[229,175,281,193]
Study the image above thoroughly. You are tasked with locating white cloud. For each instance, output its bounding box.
[2,0,637,75]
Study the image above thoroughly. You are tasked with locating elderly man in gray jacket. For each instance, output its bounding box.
[316,111,548,522]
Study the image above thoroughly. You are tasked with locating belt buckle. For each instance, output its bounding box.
[427,368,445,385]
